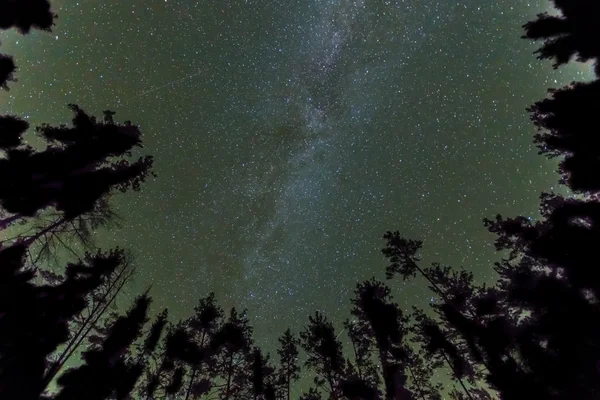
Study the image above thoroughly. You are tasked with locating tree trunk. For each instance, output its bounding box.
[20,217,65,247]
[441,351,473,400]
[185,366,198,400]
[286,363,291,400]
[348,328,363,380]
[406,362,427,400]
[224,353,234,400]
[41,265,133,388]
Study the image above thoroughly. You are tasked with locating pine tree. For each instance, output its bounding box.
[139,323,196,400]
[184,293,225,400]
[0,0,56,33]
[523,0,600,74]
[350,279,413,400]
[0,104,155,236]
[214,308,254,400]
[0,56,17,90]
[300,311,345,400]
[300,387,323,400]
[249,347,276,400]
[41,248,136,387]
[54,293,151,400]
[402,347,442,400]
[344,318,382,398]
[276,328,301,400]
[0,245,126,399]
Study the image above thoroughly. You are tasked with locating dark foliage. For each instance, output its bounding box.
[0,54,17,90]
[301,311,345,400]
[523,0,600,74]
[528,80,600,193]
[249,347,276,400]
[350,278,412,400]
[276,328,301,400]
[183,293,224,400]
[54,293,151,400]
[0,104,155,220]
[381,231,423,281]
[214,308,254,400]
[0,115,28,149]
[0,246,125,400]
[0,0,56,33]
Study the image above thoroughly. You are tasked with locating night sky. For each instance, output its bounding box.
[0,0,594,387]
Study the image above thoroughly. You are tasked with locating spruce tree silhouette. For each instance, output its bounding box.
[183,292,225,400]
[0,54,17,90]
[41,249,137,388]
[249,347,276,400]
[0,245,128,400]
[214,308,254,400]
[0,0,56,33]
[0,115,28,149]
[350,279,413,400]
[402,347,442,400]
[276,328,301,400]
[411,310,473,400]
[523,0,600,74]
[344,318,381,397]
[528,80,600,193]
[300,311,345,400]
[0,104,154,229]
[139,323,196,399]
[54,292,151,400]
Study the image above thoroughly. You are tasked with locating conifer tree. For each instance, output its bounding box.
[0,0,56,33]
[300,387,323,400]
[214,308,254,400]
[276,328,301,400]
[139,323,196,400]
[0,55,17,90]
[0,245,127,399]
[0,104,154,235]
[249,347,276,400]
[54,293,151,400]
[42,248,136,387]
[184,293,225,400]
[523,0,600,74]
[350,279,413,400]
[300,311,345,400]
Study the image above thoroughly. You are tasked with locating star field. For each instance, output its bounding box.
[0,0,594,379]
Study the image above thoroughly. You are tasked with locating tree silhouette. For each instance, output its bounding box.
[0,104,155,233]
[402,347,442,400]
[300,387,324,400]
[276,328,301,400]
[300,311,345,400]
[41,248,136,389]
[214,308,254,400]
[350,279,412,400]
[344,318,381,396]
[183,292,225,400]
[523,0,600,74]
[138,323,196,400]
[248,347,276,400]
[0,0,56,33]
[54,292,151,400]
[0,55,17,90]
[0,245,127,400]
[528,80,600,193]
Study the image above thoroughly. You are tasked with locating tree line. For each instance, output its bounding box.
[1,0,600,399]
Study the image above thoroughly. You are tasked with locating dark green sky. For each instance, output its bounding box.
[0,0,593,389]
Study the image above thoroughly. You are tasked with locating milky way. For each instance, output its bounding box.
[0,0,594,388]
